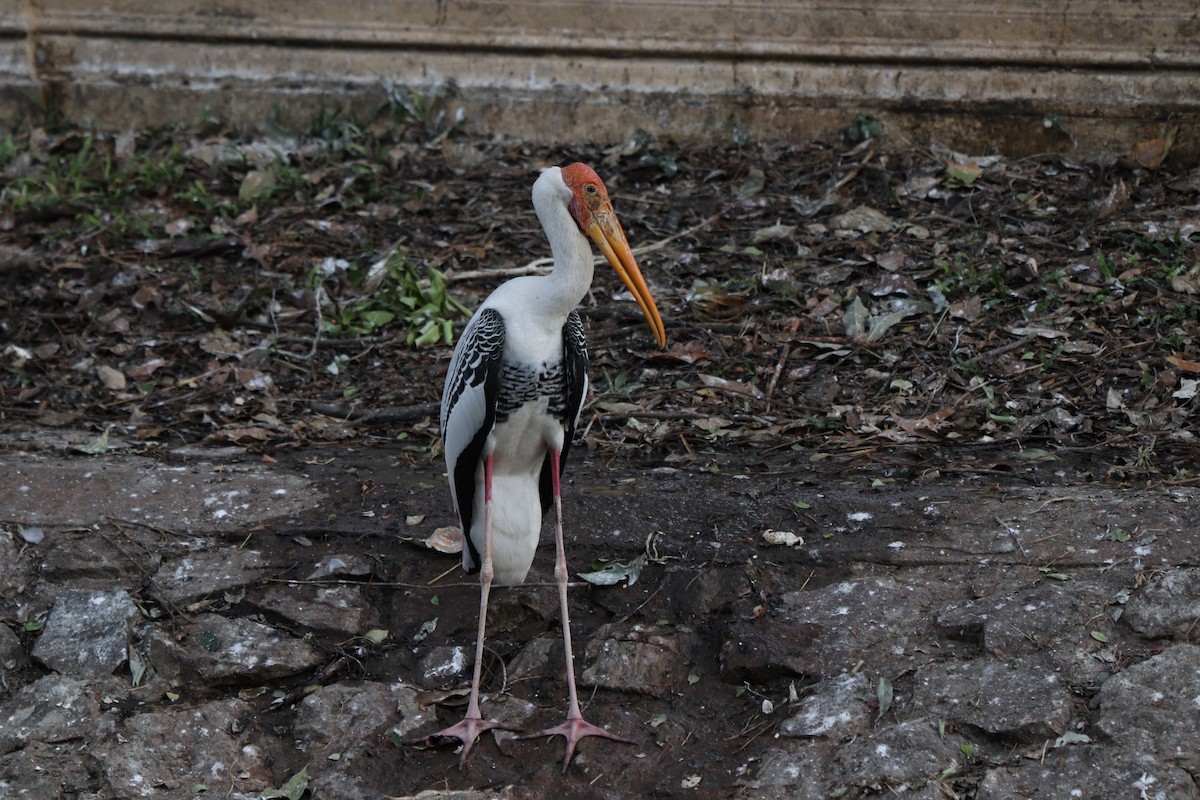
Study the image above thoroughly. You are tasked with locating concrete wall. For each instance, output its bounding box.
[2,0,1198,157]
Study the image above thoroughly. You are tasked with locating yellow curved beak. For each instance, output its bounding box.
[586,207,667,349]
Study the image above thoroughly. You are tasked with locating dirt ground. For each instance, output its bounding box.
[1,115,1199,798]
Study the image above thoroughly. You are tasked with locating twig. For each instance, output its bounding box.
[764,342,791,412]
[309,401,439,423]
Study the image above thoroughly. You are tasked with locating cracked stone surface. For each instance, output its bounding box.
[1094,644,1200,775]
[2,445,1200,798]
[1123,568,1200,639]
[31,589,138,678]
[911,657,1075,742]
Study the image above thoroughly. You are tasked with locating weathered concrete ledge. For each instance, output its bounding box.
[0,0,1197,158]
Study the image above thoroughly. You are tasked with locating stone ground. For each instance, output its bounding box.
[2,129,1200,798]
[1,438,1199,800]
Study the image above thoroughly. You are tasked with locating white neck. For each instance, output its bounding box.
[532,168,594,316]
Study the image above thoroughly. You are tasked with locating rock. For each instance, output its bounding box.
[580,623,690,696]
[31,588,138,678]
[664,565,739,619]
[936,581,1102,656]
[389,789,528,800]
[837,718,962,786]
[912,658,1073,742]
[0,674,101,754]
[419,645,470,686]
[976,745,1199,800]
[0,741,111,799]
[40,532,157,587]
[0,624,22,670]
[151,548,271,606]
[508,636,556,683]
[0,454,322,532]
[721,618,821,683]
[780,672,871,738]
[144,613,323,685]
[255,583,380,636]
[1095,644,1200,774]
[91,699,276,797]
[0,532,29,615]
[723,577,935,682]
[306,553,379,580]
[296,680,436,756]
[745,719,960,800]
[1123,568,1200,638]
[287,681,440,800]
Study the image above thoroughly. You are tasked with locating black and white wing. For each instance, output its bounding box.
[538,309,589,515]
[441,307,506,570]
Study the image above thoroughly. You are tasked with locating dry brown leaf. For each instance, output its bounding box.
[874,248,906,271]
[949,296,982,321]
[1166,354,1200,373]
[752,222,796,243]
[947,160,983,185]
[828,205,893,233]
[699,374,764,399]
[1169,263,1200,295]
[424,526,463,554]
[891,407,954,433]
[235,367,274,392]
[126,356,166,380]
[1007,326,1069,339]
[1129,131,1175,170]
[1097,179,1130,219]
[97,364,126,391]
[653,341,711,365]
[210,426,273,444]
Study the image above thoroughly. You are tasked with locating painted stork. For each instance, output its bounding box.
[433,163,666,770]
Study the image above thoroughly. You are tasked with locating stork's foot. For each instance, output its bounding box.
[428,716,517,768]
[524,715,635,772]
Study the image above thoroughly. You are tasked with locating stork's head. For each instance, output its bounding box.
[558,162,667,349]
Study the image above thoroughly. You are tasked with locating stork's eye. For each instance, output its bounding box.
[584,184,598,195]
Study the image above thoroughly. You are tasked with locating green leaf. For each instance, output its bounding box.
[412,618,437,642]
[1039,566,1071,581]
[261,767,309,800]
[359,309,396,330]
[578,554,646,587]
[1090,630,1109,643]
[73,429,110,455]
[876,677,893,719]
[649,712,668,728]
[947,161,982,186]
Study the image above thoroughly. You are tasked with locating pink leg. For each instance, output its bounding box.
[526,448,634,772]
[429,454,513,766]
